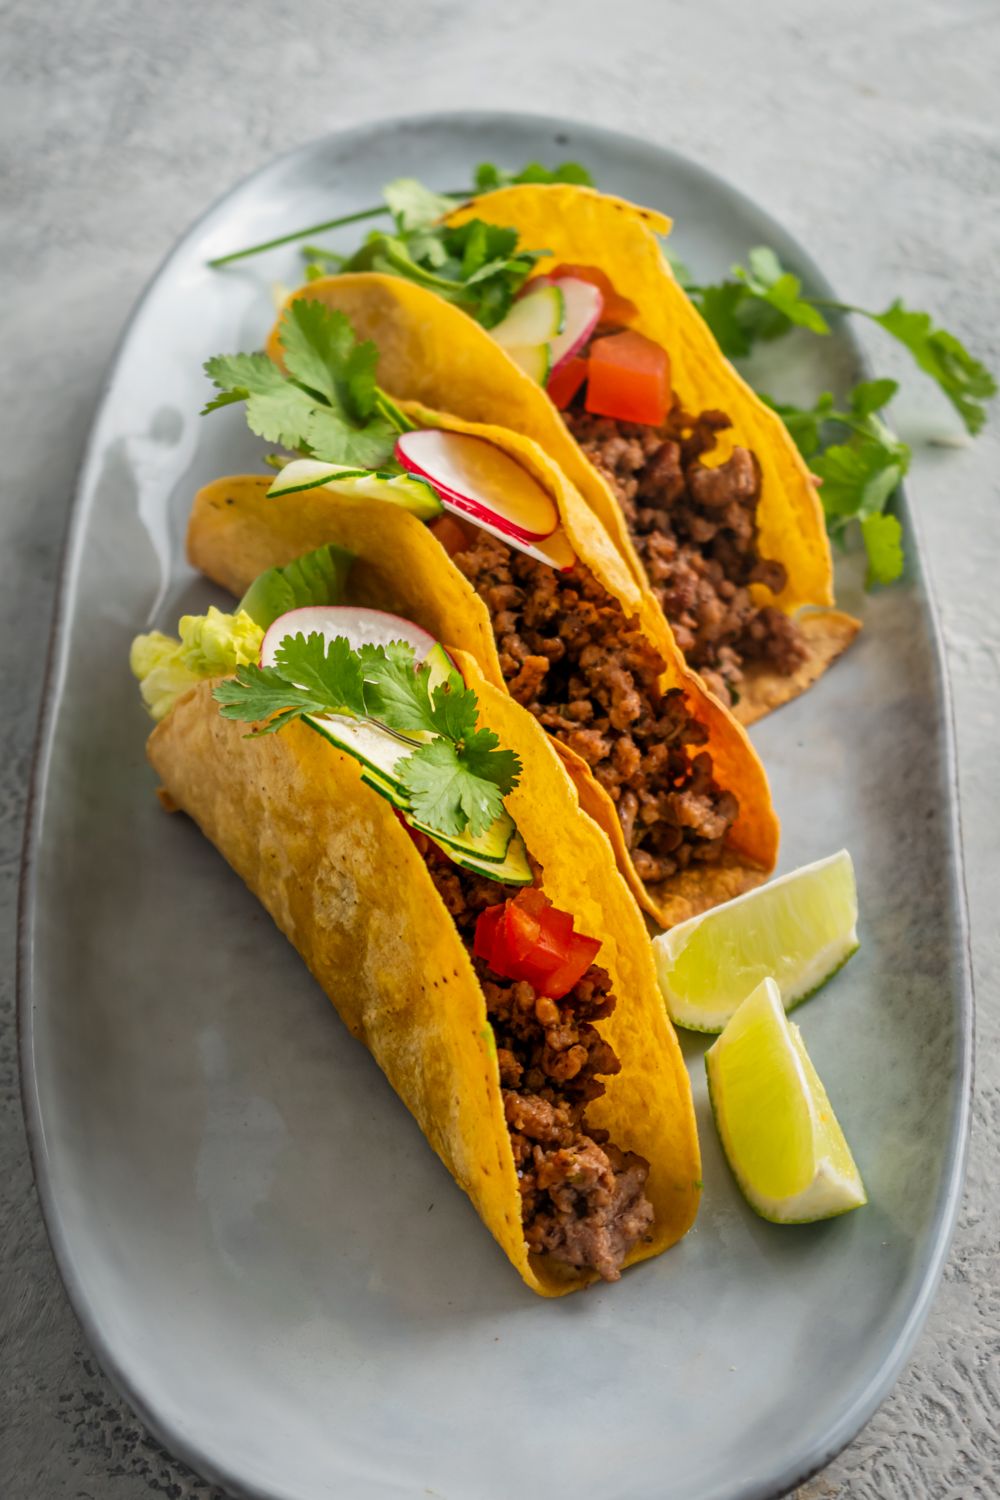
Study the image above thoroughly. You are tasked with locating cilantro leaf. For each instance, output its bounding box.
[384,177,456,232]
[850,378,898,419]
[472,160,593,191]
[762,383,910,588]
[279,299,354,404]
[273,632,368,716]
[358,641,439,734]
[735,249,830,336]
[203,353,324,450]
[812,438,907,523]
[398,738,508,838]
[763,391,837,459]
[214,664,330,733]
[860,301,997,434]
[688,247,994,436]
[695,282,755,358]
[860,513,904,587]
[212,631,521,841]
[202,300,399,467]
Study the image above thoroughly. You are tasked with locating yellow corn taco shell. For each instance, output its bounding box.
[270,180,859,724]
[188,410,779,928]
[146,669,700,1296]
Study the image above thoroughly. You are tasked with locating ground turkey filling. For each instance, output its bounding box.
[425,855,654,1282]
[451,532,738,886]
[564,404,809,706]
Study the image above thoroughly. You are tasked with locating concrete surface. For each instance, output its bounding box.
[1,2,997,1496]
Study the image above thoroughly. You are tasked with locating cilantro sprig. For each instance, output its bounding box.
[207,159,591,272]
[764,381,910,585]
[202,299,402,467]
[213,633,521,838]
[309,176,549,328]
[679,247,996,436]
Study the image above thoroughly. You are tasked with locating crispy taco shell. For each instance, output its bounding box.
[147,669,700,1296]
[188,410,779,927]
[270,182,859,723]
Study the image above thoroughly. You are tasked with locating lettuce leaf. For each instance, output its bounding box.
[130,607,264,721]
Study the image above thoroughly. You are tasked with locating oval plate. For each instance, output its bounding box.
[19,112,972,1500]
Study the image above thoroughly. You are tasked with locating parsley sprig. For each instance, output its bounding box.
[213,633,521,838]
[202,299,403,468]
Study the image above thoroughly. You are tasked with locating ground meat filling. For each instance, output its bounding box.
[425,858,654,1282]
[450,532,738,885]
[564,404,809,705]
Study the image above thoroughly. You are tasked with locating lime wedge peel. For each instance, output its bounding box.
[654,849,859,1033]
[705,978,867,1224]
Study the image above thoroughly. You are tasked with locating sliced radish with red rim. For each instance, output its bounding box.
[395,430,560,543]
[260,605,442,669]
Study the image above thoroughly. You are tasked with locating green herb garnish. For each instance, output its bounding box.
[684,248,995,436]
[329,177,547,328]
[763,381,910,585]
[207,159,591,269]
[214,634,521,838]
[202,299,402,468]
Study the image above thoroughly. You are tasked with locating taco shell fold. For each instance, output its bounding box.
[270,185,858,725]
[188,433,779,927]
[147,670,700,1296]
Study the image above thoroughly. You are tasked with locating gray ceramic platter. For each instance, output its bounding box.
[20,112,972,1500]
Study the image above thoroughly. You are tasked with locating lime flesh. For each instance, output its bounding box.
[705,978,866,1223]
[654,849,859,1033]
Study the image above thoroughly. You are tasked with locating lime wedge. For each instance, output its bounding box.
[653,849,858,1032]
[705,978,866,1223]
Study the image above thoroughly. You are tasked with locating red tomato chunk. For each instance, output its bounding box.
[474,889,602,999]
[585,329,672,426]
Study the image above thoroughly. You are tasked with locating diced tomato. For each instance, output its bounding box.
[536,931,602,999]
[473,888,602,1000]
[515,906,577,989]
[513,887,548,918]
[547,355,588,410]
[585,329,672,427]
[500,898,542,965]
[473,904,504,965]
[547,263,639,325]
[428,513,476,557]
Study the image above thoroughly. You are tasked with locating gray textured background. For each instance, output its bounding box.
[2,2,998,1496]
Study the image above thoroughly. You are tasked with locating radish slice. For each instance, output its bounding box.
[261,605,438,669]
[491,284,564,349]
[510,527,577,573]
[396,430,559,543]
[548,277,604,372]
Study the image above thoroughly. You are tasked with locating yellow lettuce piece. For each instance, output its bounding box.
[130,606,263,720]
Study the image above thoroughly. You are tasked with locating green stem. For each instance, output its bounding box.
[208,187,474,268]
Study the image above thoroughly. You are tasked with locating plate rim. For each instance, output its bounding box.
[17,106,975,1500]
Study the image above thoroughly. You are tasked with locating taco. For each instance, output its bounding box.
[129,565,701,1293]
[273,183,858,722]
[190,301,779,929]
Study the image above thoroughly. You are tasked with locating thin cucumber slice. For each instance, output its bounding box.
[505,343,552,385]
[306,714,411,796]
[410,808,516,866]
[268,459,443,518]
[448,830,533,886]
[492,284,565,348]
